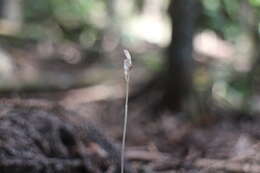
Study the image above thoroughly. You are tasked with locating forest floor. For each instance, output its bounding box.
[4,87,260,173]
[75,99,260,173]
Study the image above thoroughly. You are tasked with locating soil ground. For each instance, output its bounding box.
[2,88,260,173]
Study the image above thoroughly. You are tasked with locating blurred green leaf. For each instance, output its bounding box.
[249,0,260,6]
[202,0,221,11]
[52,0,93,28]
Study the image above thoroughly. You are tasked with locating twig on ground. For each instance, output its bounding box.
[195,158,260,173]
[126,150,170,161]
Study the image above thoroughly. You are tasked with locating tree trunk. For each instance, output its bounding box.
[0,0,3,17]
[163,0,200,113]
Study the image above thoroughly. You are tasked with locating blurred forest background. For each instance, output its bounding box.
[0,0,260,115]
[1,0,260,172]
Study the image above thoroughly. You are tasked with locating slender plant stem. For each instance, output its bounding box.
[121,74,129,173]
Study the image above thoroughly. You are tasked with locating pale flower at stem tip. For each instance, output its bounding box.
[123,49,132,81]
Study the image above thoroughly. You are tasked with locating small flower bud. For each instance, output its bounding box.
[123,49,132,81]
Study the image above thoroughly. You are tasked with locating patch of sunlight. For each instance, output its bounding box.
[194,30,235,61]
[0,19,21,35]
[0,49,14,80]
[124,0,171,47]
